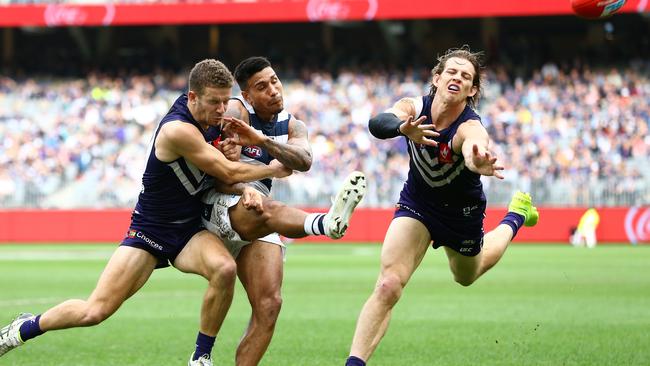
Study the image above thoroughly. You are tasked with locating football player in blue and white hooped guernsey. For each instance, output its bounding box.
[200,56,366,366]
[0,59,293,366]
[345,47,540,366]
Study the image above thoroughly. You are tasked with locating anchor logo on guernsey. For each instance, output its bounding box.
[438,143,453,164]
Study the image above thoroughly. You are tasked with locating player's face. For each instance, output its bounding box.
[433,57,477,103]
[243,67,284,118]
[189,86,232,127]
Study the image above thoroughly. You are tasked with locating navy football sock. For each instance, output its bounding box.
[346,355,366,366]
[500,212,525,238]
[19,314,45,341]
[193,332,215,360]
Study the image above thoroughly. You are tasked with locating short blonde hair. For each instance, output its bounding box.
[188,59,234,95]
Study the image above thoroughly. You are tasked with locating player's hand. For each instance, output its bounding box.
[466,144,504,179]
[241,186,264,213]
[269,159,293,178]
[218,137,241,162]
[223,117,266,146]
[399,115,438,147]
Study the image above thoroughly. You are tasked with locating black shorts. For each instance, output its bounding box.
[394,190,486,257]
[120,218,204,268]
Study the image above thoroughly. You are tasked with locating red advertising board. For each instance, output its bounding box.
[1,207,648,244]
[0,0,647,27]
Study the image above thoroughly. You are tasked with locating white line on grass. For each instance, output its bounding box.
[0,249,114,261]
[0,291,201,308]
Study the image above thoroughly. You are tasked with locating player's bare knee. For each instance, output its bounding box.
[262,199,285,217]
[207,257,237,285]
[254,294,282,324]
[81,304,114,326]
[375,273,404,304]
[453,275,476,287]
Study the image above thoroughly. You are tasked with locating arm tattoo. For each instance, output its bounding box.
[261,118,313,172]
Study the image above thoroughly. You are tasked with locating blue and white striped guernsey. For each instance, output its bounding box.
[133,94,218,225]
[403,95,485,206]
[232,96,291,196]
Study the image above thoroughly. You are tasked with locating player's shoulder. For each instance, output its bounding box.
[227,98,251,121]
[389,96,424,117]
[287,115,308,137]
[395,96,422,106]
[159,120,202,144]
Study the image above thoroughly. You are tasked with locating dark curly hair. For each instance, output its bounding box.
[234,56,272,91]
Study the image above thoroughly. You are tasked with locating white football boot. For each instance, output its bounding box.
[324,171,367,239]
[0,313,34,357]
[188,352,213,366]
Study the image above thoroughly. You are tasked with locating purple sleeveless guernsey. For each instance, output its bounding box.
[394,95,487,256]
[121,94,219,267]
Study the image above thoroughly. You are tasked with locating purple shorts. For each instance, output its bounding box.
[120,215,204,268]
[393,190,486,257]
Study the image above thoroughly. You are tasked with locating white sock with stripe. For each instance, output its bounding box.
[304,213,326,235]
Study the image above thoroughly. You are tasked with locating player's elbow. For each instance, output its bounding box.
[369,112,401,139]
[295,156,312,172]
[368,115,384,138]
[213,169,239,185]
[219,175,238,185]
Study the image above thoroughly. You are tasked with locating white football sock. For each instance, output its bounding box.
[304,213,326,236]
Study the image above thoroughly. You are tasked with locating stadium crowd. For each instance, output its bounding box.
[1,62,648,208]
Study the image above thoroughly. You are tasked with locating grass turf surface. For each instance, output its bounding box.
[0,243,648,365]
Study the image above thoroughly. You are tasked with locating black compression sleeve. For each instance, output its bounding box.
[368,112,403,139]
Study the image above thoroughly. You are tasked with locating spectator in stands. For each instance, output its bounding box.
[0,62,648,208]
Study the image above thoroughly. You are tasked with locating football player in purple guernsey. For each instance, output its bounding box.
[0,59,292,366]
[345,47,539,366]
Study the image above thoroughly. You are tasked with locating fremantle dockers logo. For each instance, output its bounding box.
[625,207,650,244]
[438,143,453,164]
[306,0,378,21]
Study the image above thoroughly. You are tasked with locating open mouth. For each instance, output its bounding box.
[448,84,460,92]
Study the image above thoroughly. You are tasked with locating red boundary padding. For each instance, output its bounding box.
[1,207,648,243]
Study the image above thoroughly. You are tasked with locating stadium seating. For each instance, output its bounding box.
[1,63,648,208]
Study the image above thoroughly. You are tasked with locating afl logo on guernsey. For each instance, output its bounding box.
[243,146,263,158]
[438,143,453,164]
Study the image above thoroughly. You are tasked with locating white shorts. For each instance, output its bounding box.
[201,188,284,258]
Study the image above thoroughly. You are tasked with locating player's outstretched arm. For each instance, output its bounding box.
[158,121,292,185]
[457,120,504,179]
[369,97,438,145]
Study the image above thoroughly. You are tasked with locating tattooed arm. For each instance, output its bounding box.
[259,116,313,172]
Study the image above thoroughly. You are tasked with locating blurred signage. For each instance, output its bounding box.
[0,0,647,27]
[306,0,378,21]
[625,207,650,244]
[43,4,115,26]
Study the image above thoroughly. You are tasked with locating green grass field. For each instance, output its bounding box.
[1,243,649,366]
